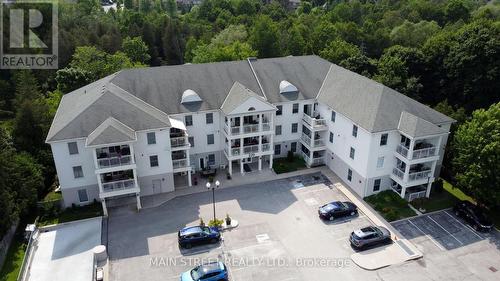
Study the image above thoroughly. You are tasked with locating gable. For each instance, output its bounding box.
[229,96,276,115]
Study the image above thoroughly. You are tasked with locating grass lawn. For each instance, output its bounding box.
[43,190,62,201]
[37,202,103,227]
[0,233,26,281]
[273,156,307,174]
[410,180,475,213]
[365,190,417,221]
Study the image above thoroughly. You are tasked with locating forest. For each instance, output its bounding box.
[0,0,499,236]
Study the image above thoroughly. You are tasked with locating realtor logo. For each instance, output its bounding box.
[1,0,58,69]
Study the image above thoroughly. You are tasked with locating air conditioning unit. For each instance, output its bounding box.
[220,164,226,170]
[180,171,187,176]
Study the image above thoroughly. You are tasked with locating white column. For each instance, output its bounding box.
[401,186,406,200]
[136,193,142,210]
[228,160,232,175]
[425,181,432,198]
[258,157,262,170]
[129,144,135,164]
[187,170,192,187]
[96,174,104,193]
[259,114,262,131]
[408,138,415,159]
[259,135,262,152]
[101,199,108,216]
[269,156,273,169]
[240,160,244,174]
[93,149,99,169]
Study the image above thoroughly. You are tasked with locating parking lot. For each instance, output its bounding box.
[392,209,500,280]
[106,172,500,281]
[107,173,380,281]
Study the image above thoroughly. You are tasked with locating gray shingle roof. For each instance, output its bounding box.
[46,79,171,142]
[249,56,331,103]
[86,117,137,146]
[398,111,447,138]
[317,64,454,133]
[110,60,264,115]
[221,82,271,115]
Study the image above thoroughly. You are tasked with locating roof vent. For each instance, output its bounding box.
[181,89,202,104]
[279,80,298,94]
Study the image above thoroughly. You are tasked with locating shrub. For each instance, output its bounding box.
[208,218,224,228]
[432,179,444,193]
[286,150,294,162]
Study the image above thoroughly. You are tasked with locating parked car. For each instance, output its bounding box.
[178,226,221,249]
[180,261,228,281]
[350,226,391,250]
[453,200,493,231]
[318,201,358,221]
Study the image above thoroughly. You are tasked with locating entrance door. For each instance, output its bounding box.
[152,179,162,194]
[199,158,205,170]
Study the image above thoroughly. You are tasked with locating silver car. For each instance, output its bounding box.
[350,226,391,250]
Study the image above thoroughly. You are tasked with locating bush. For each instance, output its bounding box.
[208,218,224,228]
[432,179,444,193]
[286,150,294,162]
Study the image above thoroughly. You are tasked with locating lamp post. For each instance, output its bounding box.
[206,180,220,222]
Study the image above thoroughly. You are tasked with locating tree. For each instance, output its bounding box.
[55,67,93,93]
[249,15,280,58]
[445,0,471,22]
[319,39,363,65]
[13,70,42,108]
[192,41,257,63]
[122,36,152,64]
[452,103,500,208]
[11,100,48,155]
[390,20,441,47]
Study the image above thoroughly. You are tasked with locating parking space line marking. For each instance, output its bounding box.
[443,210,483,240]
[408,219,445,251]
[427,216,463,245]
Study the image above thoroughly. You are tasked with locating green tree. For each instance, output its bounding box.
[445,0,471,22]
[122,36,152,64]
[13,70,42,108]
[390,20,441,47]
[452,103,500,207]
[319,39,363,65]
[192,41,257,63]
[55,67,93,93]
[249,15,280,58]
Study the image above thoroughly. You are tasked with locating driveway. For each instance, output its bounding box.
[107,172,500,281]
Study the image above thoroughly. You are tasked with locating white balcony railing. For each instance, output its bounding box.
[172,158,189,169]
[243,124,259,134]
[98,155,132,169]
[412,147,437,159]
[302,151,310,164]
[392,168,405,179]
[171,136,189,148]
[243,144,259,154]
[301,133,311,145]
[302,114,327,129]
[102,179,135,193]
[262,143,270,152]
[406,190,427,201]
[301,133,324,148]
[231,147,241,156]
[311,157,324,167]
[262,123,271,131]
[396,144,409,158]
[408,170,432,182]
[313,138,325,147]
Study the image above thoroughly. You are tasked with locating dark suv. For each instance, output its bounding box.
[350,226,391,250]
[453,200,493,231]
[318,201,358,221]
[178,226,221,249]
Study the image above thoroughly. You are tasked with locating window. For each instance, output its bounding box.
[291,142,297,153]
[380,133,388,146]
[276,105,282,116]
[292,103,299,114]
[78,189,88,203]
[73,166,83,178]
[274,144,281,155]
[206,113,213,124]
[147,132,156,145]
[291,123,298,133]
[329,132,334,143]
[208,154,215,165]
[352,125,358,137]
[373,179,381,192]
[347,169,352,182]
[207,134,214,145]
[275,125,282,135]
[188,136,194,147]
[331,111,336,122]
[350,147,355,159]
[185,115,193,126]
[149,155,159,167]
[68,142,78,155]
[376,156,385,168]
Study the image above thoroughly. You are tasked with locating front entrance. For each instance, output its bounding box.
[199,158,205,170]
[152,179,162,194]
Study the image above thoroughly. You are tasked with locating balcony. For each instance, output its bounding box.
[396,143,437,160]
[97,155,132,169]
[102,179,135,193]
[262,143,270,152]
[408,169,432,182]
[243,144,259,154]
[302,114,327,130]
[173,159,189,170]
[171,136,190,148]
[392,168,405,180]
[301,133,325,149]
[224,122,272,136]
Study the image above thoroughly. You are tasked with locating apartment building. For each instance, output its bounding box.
[45,56,454,214]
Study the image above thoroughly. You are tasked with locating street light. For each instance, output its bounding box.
[206,180,220,222]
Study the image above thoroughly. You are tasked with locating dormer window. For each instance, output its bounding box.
[279,80,298,94]
[181,89,202,104]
